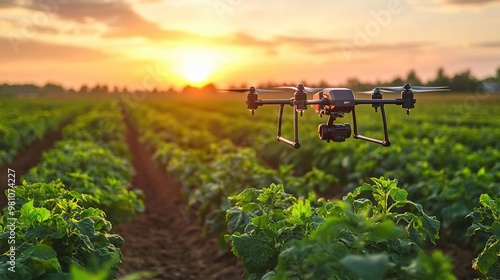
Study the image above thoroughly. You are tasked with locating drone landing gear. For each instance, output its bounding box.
[352,105,391,147]
[276,104,301,149]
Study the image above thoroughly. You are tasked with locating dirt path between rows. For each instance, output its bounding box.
[0,127,63,207]
[117,115,242,279]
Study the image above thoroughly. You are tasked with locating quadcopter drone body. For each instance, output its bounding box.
[222,83,448,149]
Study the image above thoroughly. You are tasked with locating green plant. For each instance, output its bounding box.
[467,193,500,278]
[226,178,450,279]
[0,181,123,280]
[26,140,144,224]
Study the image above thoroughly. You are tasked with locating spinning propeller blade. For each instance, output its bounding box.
[378,84,449,93]
[274,84,324,93]
[218,87,278,93]
[357,88,394,95]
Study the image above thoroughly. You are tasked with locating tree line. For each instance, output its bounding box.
[1,66,499,96]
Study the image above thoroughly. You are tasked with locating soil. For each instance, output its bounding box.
[0,127,63,207]
[438,242,482,280]
[117,115,242,279]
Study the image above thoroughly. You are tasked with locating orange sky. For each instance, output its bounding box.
[0,0,499,90]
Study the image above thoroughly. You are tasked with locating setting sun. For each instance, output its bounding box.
[180,59,213,85]
[176,49,218,86]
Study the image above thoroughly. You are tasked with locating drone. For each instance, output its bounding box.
[220,83,449,149]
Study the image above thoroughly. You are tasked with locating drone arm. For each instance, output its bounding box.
[305,99,328,105]
[352,105,391,147]
[355,99,404,105]
[255,99,294,106]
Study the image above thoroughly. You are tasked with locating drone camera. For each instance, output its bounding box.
[318,123,352,142]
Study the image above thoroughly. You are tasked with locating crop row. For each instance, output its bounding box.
[130,103,460,278]
[0,98,91,166]
[132,96,499,278]
[0,103,144,279]
[150,97,500,243]
[130,104,338,243]
[251,100,500,242]
[226,177,499,279]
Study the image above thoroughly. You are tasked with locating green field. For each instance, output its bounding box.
[1,92,499,279]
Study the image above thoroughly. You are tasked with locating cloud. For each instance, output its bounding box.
[471,41,500,48]
[408,0,500,13]
[0,0,16,8]
[442,0,500,5]
[1,0,195,41]
[219,32,338,55]
[0,37,110,62]
[308,42,429,55]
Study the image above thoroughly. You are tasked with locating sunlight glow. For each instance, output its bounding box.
[180,59,213,85]
[176,49,218,86]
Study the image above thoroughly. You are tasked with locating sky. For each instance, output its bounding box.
[0,0,499,90]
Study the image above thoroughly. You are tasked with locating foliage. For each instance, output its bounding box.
[132,104,335,242]
[0,104,143,278]
[127,96,500,278]
[0,98,88,166]
[63,110,129,158]
[26,106,143,224]
[26,140,143,224]
[467,194,500,278]
[69,253,158,280]
[226,178,449,279]
[0,181,123,280]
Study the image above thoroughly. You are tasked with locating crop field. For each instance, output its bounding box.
[1,92,499,279]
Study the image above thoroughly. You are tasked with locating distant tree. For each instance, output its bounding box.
[406,70,422,86]
[41,83,65,94]
[345,77,364,91]
[318,79,330,88]
[201,83,216,93]
[181,85,197,94]
[391,76,404,86]
[167,86,177,93]
[449,69,479,92]
[101,85,109,94]
[79,85,89,94]
[429,67,450,86]
[90,84,109,95]
[112,86,120,94]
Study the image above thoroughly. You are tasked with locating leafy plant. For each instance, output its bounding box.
[226,178,450,279]
[25,140,144,224]
[0,98,88,166]
[0,181,123,280]
[467,193,500,278]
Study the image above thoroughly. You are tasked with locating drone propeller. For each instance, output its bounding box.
[275,83,324,93]
[378,84,449,93]
[357,88,395,95]
[218,86,278,93]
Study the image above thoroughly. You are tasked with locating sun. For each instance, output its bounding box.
[177,50,217,86]
[180,60,212,85]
